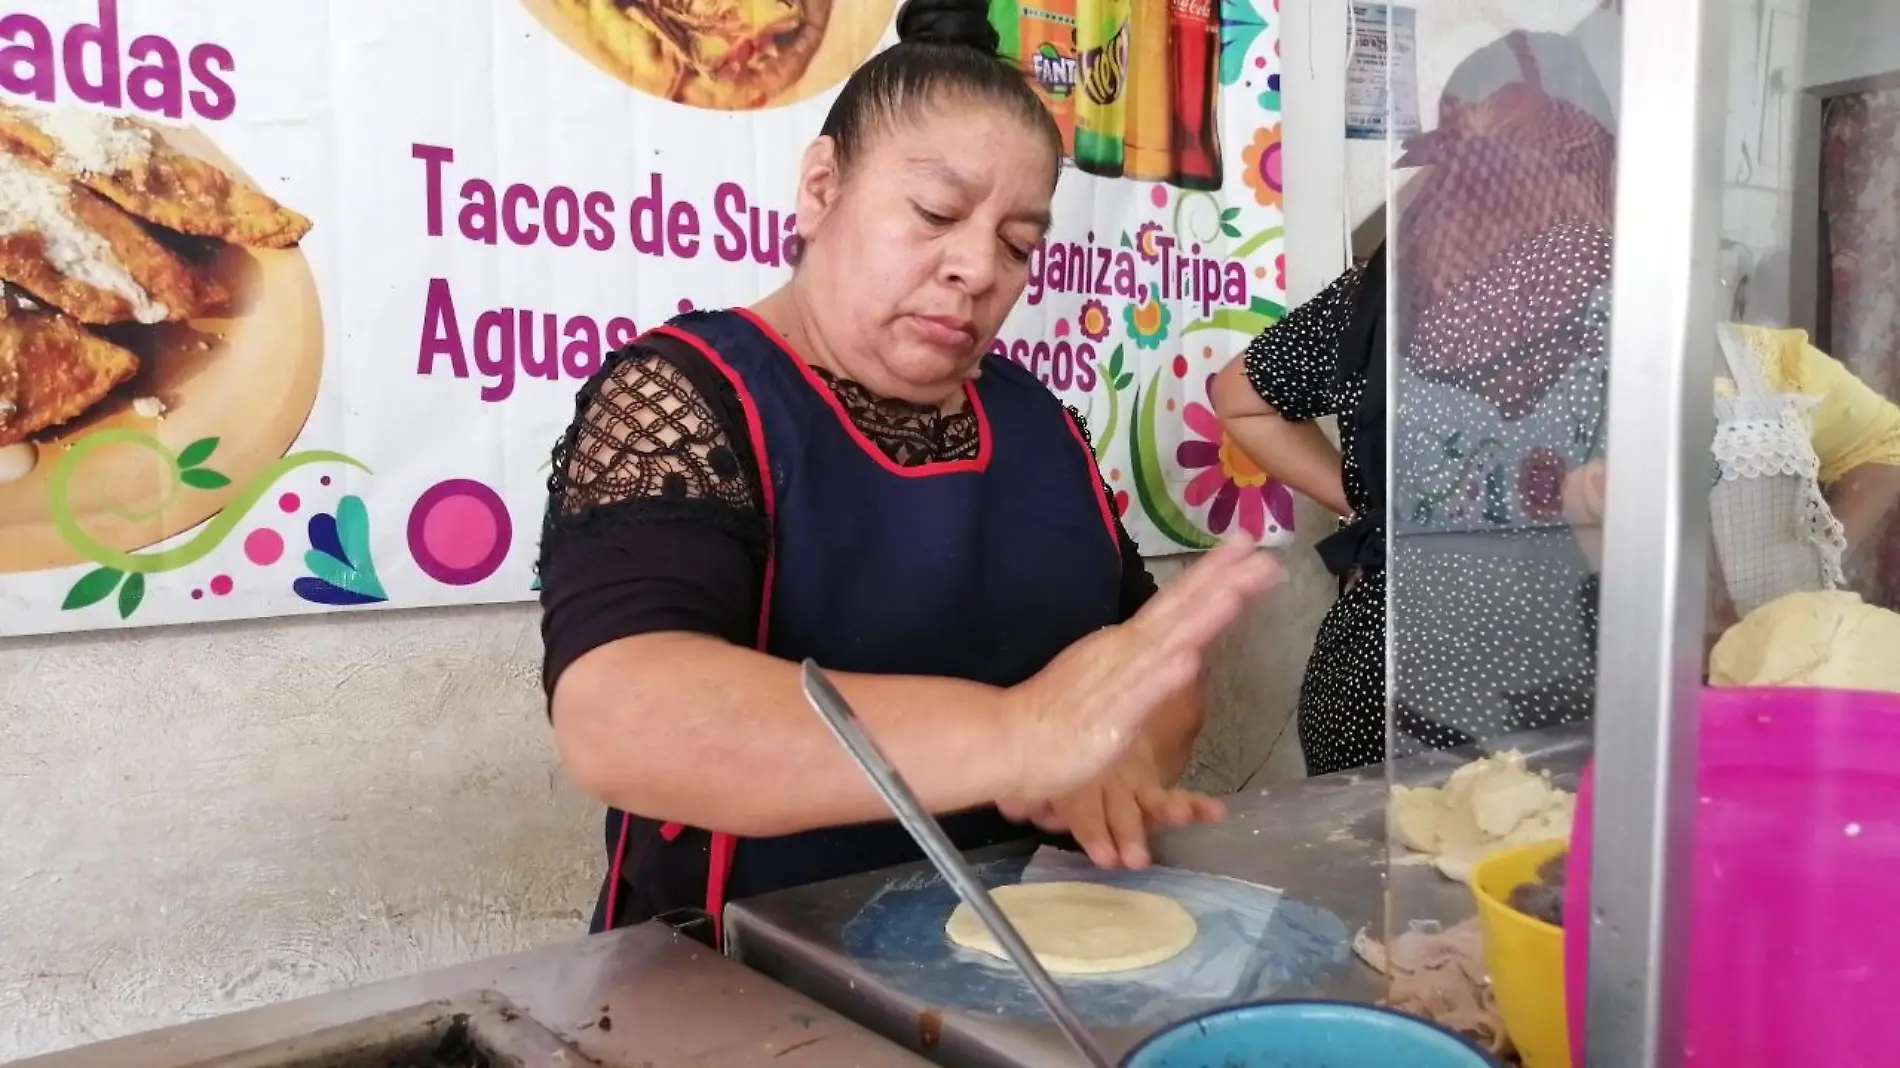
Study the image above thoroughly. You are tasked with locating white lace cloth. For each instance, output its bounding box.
[1709,325,1846,618]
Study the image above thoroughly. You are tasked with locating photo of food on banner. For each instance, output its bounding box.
[990,0,1225,187]
[0,85,319,576]
[529,0,900,110]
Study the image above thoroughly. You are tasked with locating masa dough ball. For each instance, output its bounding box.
[1387,751,1575,881]
[944,882,1198,975]
[1710,590,1900,693]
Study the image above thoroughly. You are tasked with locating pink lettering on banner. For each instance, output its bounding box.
[417,278,638,403]
[413,143,618,251]
[408,145,811,401]
[710,182,798,267]
[990,335,1102,393]
[0,0,235,120]
[1022,233,1248,319]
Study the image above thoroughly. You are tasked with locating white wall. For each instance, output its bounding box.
[1804,0,1900,88]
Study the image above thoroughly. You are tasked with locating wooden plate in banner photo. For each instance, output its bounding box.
[522,0,897,111]
[0,126,325,576]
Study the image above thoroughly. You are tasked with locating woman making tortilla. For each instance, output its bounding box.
[537,0,1280,936]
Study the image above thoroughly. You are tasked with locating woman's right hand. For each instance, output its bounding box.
[995,539,1283,806]
[1563,459,1607,569]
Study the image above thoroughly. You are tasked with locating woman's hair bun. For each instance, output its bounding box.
[895,0,1002,56]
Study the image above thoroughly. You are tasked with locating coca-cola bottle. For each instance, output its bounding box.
[1168,0,1222,190]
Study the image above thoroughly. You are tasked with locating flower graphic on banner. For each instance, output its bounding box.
[1077,299,1112,343]
[294,496,389,606]
[1220,0,1272,85]
[1242,125,1284,208]
[1134,221,1166,263]
[1124,296,1172,350]
[1177,394,1295,539]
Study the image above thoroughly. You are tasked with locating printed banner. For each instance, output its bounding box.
[0,0,1288,636]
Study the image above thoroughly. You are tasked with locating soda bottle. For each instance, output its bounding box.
[1018,1,1079,159]
[1168,0,1223,190]
[1121,0,1172,181]
[988,0,1022,61]
[1074,0,1130,178]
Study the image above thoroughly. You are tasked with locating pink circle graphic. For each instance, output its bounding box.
[408,479,513,587]
[1263,142,1284,193]
[677,298,695,313]
[1149,185,1169,208]
[244,528,285,566]
[279,492,301,513]
[210,575,234,597]
[1054,318,1071,338]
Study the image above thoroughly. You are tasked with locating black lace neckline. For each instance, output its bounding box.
[807,365,981,466]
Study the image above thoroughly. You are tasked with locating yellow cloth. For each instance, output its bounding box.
[1722,325,1900,484]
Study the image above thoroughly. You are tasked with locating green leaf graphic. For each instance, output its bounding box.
[1185,308,1273,337]
[1219,222,1242,239]
[176,437,220,469]
[180,467,232,490]
[117,573,146,619]
[1115,372,1134,391]
[62,567,123,610]
[1129,371,1218,551]
[1232,225,1283,261]
[1220,206,1240,222]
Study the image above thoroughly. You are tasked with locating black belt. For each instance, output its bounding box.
[1317,509,1385,577]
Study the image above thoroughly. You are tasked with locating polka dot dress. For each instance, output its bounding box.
[1243,262,1389,776]
[1389,221,1613,756]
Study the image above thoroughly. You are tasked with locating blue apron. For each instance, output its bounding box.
[593,308,1124,938]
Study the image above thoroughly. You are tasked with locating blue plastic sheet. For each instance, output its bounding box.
[840,847,1354,1030]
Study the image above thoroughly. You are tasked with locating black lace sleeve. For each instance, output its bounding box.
[538,340,770,700]
[1066,405,1159,621]
[1240,261,1366,422]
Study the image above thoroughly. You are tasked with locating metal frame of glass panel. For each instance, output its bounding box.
[1585,0,1729,1063]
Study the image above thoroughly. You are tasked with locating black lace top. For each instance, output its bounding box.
[538,341,1160,696]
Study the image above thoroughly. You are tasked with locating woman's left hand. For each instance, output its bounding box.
[1001,743,1226,869]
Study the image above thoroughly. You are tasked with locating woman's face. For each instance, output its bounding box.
[793,100,1056,403]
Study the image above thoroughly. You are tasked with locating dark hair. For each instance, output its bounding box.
[819,0,1063,180]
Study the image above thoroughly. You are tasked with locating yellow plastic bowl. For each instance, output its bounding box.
[1470,839,1571,1068]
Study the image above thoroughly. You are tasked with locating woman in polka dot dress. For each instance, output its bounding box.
[1211,244,1391,776]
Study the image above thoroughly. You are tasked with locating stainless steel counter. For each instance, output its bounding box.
[727,729,1589,1068]
[12,920,934,1068]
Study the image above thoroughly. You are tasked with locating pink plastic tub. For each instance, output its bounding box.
[1565,687,1900,1066]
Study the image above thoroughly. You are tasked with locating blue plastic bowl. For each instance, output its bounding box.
[1122,1000,1499,1068]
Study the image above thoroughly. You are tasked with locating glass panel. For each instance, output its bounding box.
[1378,0,1618,1060]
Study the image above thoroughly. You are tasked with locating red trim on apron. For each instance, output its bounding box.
[602,810,633,929]
[596,322,778,947]
[1062,407,1124,564]
[730,306,996,478]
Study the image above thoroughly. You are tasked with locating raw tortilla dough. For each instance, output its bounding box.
[1710,590,1900,693]
[945,882,1198,974]
[1388,751,1575,881]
